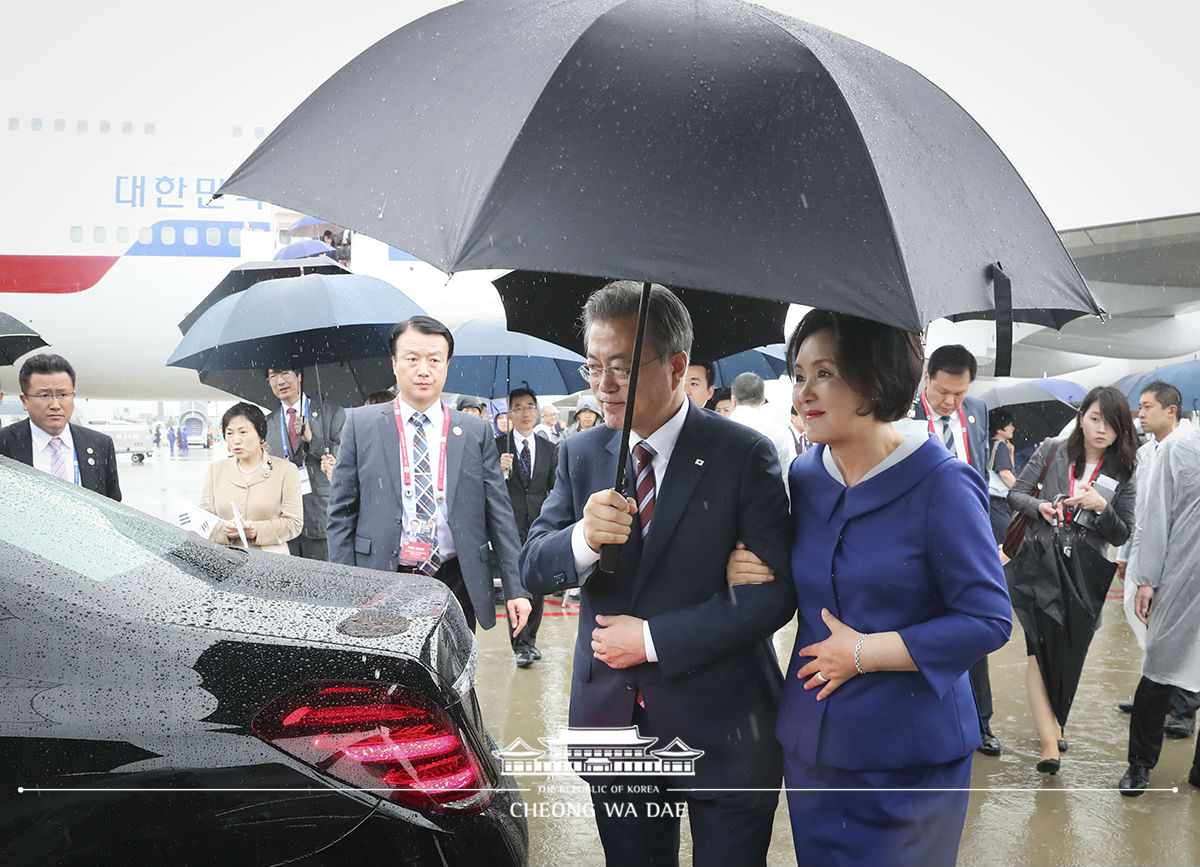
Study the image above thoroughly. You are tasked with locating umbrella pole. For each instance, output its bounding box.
[599,281,652,573]
[507,356,514,457]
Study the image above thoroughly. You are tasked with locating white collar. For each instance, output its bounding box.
[30,420,74,453]
[511,429,536,449]
[280,392,308,413]
[629,397,689,458]
[396,397,444,426]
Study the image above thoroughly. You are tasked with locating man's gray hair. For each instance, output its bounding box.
[731,372,765,405]
[581,281,693,360]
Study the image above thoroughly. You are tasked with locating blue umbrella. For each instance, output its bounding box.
[444,319,585,398]
[1129,360,1200,413]
[1025,377,1085,404]
[1114,371,1147,400]
[712,344,786,388]
[167,273,426,405]
[274,238,336,260]
[289,215,330,230]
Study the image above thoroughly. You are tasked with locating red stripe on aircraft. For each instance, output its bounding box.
[0,255,120,294]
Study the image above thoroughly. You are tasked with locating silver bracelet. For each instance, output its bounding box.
[854,633,867,675]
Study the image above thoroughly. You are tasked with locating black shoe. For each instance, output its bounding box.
[1036,758,1060,775]
[528,644,542,660]
[976,729,1001,757]
[1058,739,1069,753]
[1118,701,1135,714]
[1119,763,1151,796]
[514,647,535,668]
[1188,765,1200,789]
[1164,717,1194,739]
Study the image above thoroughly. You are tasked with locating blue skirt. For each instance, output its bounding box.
[785,751,972,867]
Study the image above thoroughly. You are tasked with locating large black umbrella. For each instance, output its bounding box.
[179,258,351,334]
[493,271,790,365]
[216,0,1103,564]
[975,382,1078,452]
[1007,524,1117,727]
[0,312,48,365]
[168,273,426,406]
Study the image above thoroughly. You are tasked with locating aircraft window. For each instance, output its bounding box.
[139,226,153,244]
[77,120,88,133]
[161,226,176,245]
[53,119,65,133]
[278,229,289,245]
[93,227,106,243]
[232,125,244,138]
[31,118,43,131]
[99,120,111,134]
[183,227,199,246]
[144,122,156,135]
[254,126,265,139]
[229,228,242,246]
[121,121,133,135]
[116,227,130,243]
[205,227,221,246]
[70,227,83,243]
[6,118,16,131]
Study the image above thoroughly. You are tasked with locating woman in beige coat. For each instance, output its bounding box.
[200,402,302,554]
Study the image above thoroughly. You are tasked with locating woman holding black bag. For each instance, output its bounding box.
[1007,385,1138,774]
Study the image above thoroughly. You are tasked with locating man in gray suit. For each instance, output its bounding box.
[264,366,345,560]
[327,315,531,635]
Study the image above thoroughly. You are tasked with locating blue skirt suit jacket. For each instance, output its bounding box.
[777,437,1012,770]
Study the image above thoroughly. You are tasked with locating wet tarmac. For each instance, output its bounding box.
[119,451,1200,866]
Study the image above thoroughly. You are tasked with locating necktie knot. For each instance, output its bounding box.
[410,412,429,429]
[633,441,656,470]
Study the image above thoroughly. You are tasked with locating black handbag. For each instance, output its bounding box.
[1002,441,1059,559]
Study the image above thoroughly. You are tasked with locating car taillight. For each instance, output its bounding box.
[252,681,492,814]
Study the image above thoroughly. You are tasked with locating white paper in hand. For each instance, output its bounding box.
[229,501,250,548]
[172,500,221,538]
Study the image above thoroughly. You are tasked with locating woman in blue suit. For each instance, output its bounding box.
[729,310,1012,867]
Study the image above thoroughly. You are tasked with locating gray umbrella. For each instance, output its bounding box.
[0,312,48,365]
[217,0,1102,338]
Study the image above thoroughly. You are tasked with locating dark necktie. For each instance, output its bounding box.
[941,416,956,454]
[633,441,657,538]
[518,438,531,486]
[410,412,441,577]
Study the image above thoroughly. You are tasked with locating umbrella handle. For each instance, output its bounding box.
[599,281,653,574]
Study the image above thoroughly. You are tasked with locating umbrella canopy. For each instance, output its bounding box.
[0,311,48,365]
[1128,360,1200,413]
[178,258,351,334]
[491,271,791,366]
[712,344,787,388]
[1007,527,1117,727]
[273,239,336,260]
[974,382,1077,452]
[218,0,1102,336]
[1025,377,1086,404]
[168,273,426,405]
[444,319,586,398]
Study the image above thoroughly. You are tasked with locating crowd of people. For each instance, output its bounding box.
[3,281,1199,865]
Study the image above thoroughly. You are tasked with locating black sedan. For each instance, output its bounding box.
[0,456,528,866]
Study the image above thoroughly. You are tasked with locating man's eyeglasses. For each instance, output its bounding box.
[24,392,75,402]
[578,355,665,384]
[266,371,298,381]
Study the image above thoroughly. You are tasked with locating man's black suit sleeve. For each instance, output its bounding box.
[102,437,121,501]
[646,435,796,678]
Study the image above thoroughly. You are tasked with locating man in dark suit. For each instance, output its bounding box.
[0,353,120,501]
[521,283,795,867]
[327,316,530,636]
[264,366,345,560]
[913,343,1000,756]
[497,387,557,667]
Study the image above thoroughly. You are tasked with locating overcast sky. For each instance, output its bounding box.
[7,0,1198,229]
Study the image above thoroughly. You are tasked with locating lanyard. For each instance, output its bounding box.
[278,397,309,458]
[393,399,449,497]
[921,391,972,465]
[1066,456,1104,521]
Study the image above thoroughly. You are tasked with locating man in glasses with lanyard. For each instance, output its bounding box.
[0,353,121,500]
[264,366,345,561]
[327,316,531,636]
[911,343,1000,757]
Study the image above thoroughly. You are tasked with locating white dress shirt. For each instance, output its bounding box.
[30,421,77,482]
[570,397,691,663]
[396,398,457,562]
[507,430,537,477]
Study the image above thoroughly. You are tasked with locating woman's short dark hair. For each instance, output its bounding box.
[1066,385,1139,480]
[785,309,923,423]
[989,408,1015,436]
[221,402,268,440]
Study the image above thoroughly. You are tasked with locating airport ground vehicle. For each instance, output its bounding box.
[0,456,528,866]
